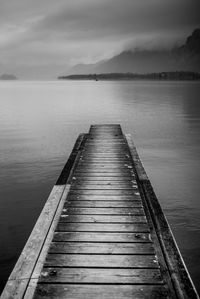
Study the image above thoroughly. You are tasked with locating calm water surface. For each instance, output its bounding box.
[0,80,200,293]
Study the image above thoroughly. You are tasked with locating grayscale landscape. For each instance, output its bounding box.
[0,0,200,297]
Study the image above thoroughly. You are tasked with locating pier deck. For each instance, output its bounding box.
[1,125,198,299]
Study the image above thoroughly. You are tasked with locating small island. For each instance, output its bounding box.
[58,71,200,81]
[0,74,17,80]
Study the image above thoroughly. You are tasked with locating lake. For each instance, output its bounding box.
[0,80,200,293]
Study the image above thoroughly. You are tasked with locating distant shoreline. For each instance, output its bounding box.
[0,74,17,80]
[58,71,200,81]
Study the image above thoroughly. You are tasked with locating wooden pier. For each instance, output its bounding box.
[1,124,198,299]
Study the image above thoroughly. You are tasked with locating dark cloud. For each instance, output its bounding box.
[37,0,200,38]
[1,0,199,78]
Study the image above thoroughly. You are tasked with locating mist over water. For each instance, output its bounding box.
[0,80,200,293]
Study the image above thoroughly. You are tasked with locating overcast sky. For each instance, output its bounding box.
[0,0,200,78]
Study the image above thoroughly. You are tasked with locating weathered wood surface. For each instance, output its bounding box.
[32,284,171,299]
[64,200,142,207]
[49,242,155,254]
[31,124,176,298]
[53,232,151,242]
[60,207,144,214]
[1,124,199,299]
[44,254,159,268]
[59,214,147,223]
[56,222,149,232]
[39,268,163,284]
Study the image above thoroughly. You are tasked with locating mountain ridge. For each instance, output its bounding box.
[66,29,200,75]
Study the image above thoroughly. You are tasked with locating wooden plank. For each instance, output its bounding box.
[71,177,136,182]
[56,223,150,232]
[83,148,128,151]
[84,144,127,146]
[73,173,135,177]
[85,138,124,140]
[44,254,159,268]
[73,167,134,173]
[79,160,131,163]
[73,176,135,179]
[49,242,155,254]
[72,177,136,181]
[81,151,129,154]
[66,194,142,201]
[80,160,128,165]
[88,134,123,136]
[65,200,142,207]
[72,180,136,184]
[90,129,122,132]
[89,129,122,132]
[75,165,133,169]
[88,130,123,133]
[86,139,124,141]
[83,145,128,148]
[73,174,136,178]
[78,156,131,159]
[71,181,137,185]
[82,152,130,155]
[70,185,137,190]
[85,144,126,147]
[0,185,66,299]
[88,135,122,140]
[76,163,133,168]
[125,135,148,182]
[59,215,147,223]
[80,156,130,159]
[53,232,151,242]
[88,135,123,137]
[69,190,138,195]
[38,268,163,284]
[83,145,127,147]
[88,136,124,138]
[61,207,144,215]
[78,158,131,161]
[86,132,123,135]
[56,133,86,185]
[79,159,131,163]
[73,173,134,177]
[32,284,171,299]
[85,142,126,145]
[23,185,71,299]
[81,153,130,156]
[88,135,123,136]
[82,151,130,154]
[90,123,121,126]
[87,139,124,141]
[89,132,122,135]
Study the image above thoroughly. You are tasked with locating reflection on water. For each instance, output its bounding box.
[0,80,200,293]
